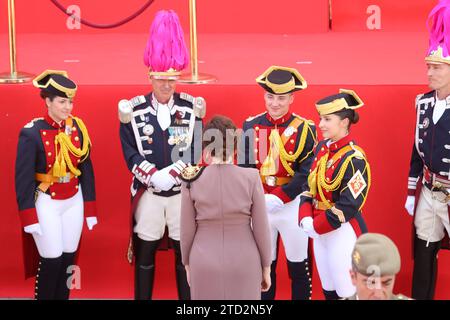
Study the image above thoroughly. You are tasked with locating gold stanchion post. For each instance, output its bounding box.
[0,0,34,84]
[179,0,216,84]
[329,0,333,30]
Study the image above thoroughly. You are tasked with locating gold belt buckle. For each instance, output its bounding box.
[265,176,277,187]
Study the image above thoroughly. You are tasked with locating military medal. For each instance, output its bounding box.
[65,125,72,136]
[174,110,185,125]
[284,126,294,137]
[168,127,177,145]
[168,136,176,145]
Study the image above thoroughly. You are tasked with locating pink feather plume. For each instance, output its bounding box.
[143,10,189,72]
[427,0,450,57]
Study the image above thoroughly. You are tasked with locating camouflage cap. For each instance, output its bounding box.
[352,233,401,277]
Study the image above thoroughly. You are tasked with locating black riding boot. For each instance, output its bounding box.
[261,260,277,300]
[171,239,191,300]
[287,259,312,300]
[412,236,441,300]
[134,237,160,300]
[55,252,76,300]
[323,289,340,300]
[35,256,63,300]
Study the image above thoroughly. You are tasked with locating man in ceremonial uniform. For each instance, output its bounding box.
[240,66,317,300]
[15,70,97,299]
[118,10,205,300]
[344,233,411,300]
[404,1,450,300]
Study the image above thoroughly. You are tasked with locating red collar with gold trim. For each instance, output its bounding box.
[327,135,353,154]
[44,114,65,129]
[265,112,292,126]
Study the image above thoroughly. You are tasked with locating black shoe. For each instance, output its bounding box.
[261,260,277,300]
[171,239,191,300]
[287,259,312,300]
[35,256,63,300]
[412,236,441,300]
[134,236,160,300]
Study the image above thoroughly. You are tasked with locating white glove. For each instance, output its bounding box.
[300,217,319,239]
[24,223,42,236]
[86,217,98,230]
[168,160,187,178]
[132,161,155,187]
[150,161,187,191]
[265,194,284,214]
[404,195,415,217]
[150,167,177,191]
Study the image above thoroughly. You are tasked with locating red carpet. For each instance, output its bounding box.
[0,0,448,300]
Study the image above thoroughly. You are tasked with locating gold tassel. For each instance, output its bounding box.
[52,158,61,177]
[50,116,90,178]
[52,141,62,177]
[59,150,67,177]
[260,129,280,176]
[52,145,67,178]
[307,168,317,197]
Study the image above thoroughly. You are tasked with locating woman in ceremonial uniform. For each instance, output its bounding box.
[298,89,371,300]
[15,70,97,300]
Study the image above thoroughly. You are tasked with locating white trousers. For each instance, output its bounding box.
[415,186,450,243]
[313,222,356,297]
[134,191,181,241]
[267,196,309,262]
[33,188,84,258]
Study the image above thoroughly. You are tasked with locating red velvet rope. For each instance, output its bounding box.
[50,0,156,29]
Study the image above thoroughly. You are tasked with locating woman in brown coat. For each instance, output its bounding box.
[180,115,272,300]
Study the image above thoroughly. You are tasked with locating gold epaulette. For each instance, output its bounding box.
[349,143,367,160]
[292,113,315,126]
[23,117,44,129]
[180,165,205,183]
[245,112,266,122]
